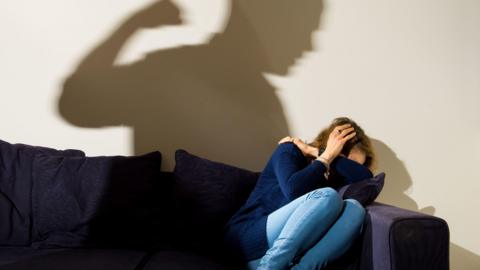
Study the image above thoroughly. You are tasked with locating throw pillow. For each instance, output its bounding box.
[31,151,171,249]
[336,172,385,207]
[171,150,259,251]
[0,139,85,246]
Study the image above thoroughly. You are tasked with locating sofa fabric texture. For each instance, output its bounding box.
[0,248,147,270]
[0,139,85,247]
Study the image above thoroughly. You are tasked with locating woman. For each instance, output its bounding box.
[223,117,376,270]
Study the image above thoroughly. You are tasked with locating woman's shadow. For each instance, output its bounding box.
[57,0,324,171]
[371,138,435,214]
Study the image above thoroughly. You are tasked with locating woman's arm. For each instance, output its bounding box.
[272,143,328,201]
[330,156,373,184]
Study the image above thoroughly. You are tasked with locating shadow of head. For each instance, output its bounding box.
[227,0,324,75]
[371,139,412,192]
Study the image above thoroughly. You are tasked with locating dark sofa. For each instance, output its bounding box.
[0,140,449,270]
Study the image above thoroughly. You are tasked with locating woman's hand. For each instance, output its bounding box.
[320,124,356,163]
[294,139,319,158]
[278,136,295,144]
[278,136,319,158]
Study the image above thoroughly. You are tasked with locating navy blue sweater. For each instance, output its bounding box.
[223,142,373,261]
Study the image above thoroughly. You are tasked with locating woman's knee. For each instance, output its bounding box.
[343,199,366,227]
[344,199,365,212]
[305,187,337,199]
[305,187,342,209]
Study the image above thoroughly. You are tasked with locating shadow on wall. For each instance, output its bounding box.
[450,243,480,270]
[371,138,435,215]
[57,0,324,171]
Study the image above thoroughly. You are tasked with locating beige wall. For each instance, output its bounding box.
[1,0,479,268]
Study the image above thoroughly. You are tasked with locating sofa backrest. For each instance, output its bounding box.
[0,139,85,247]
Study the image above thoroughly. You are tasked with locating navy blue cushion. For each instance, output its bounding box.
[31,151,170,249]
[337,172,385,206]
[172,150,259,252]
[0,139,85,246]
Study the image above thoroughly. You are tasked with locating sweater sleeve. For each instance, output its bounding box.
[330,156,373,184]
[272,143,327,201]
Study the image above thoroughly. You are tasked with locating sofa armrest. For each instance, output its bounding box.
[358,202,449,270]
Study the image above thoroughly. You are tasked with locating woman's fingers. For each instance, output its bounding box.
[333,124,352,136]
[278,136,292,144]
[278,136,299,144]
[340,127,355,137]
[324,124,358,160]
[342,131,357,142]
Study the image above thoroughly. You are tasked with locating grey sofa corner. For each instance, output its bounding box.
[358,202,450,270]
[323,202,449,270]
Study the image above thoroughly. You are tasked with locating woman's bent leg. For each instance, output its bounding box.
[291,199,366,270]
[265,189,326,248]
[246,258,261,270]
[257,188,343,270]
[246,191,313,270]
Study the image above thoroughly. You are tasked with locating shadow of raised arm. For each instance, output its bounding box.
[56,0,322,171]
[58,0,183,127]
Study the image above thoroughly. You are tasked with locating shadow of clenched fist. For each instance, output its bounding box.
[128,0,183,28]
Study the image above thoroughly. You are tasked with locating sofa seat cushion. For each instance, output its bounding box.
[0,247,68,267]
[142,251,228,270]
[0,248,147,270]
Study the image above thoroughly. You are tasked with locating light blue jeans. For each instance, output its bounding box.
[247,187,365,270]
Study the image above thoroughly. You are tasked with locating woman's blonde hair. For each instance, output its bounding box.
[309,117,376,170]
